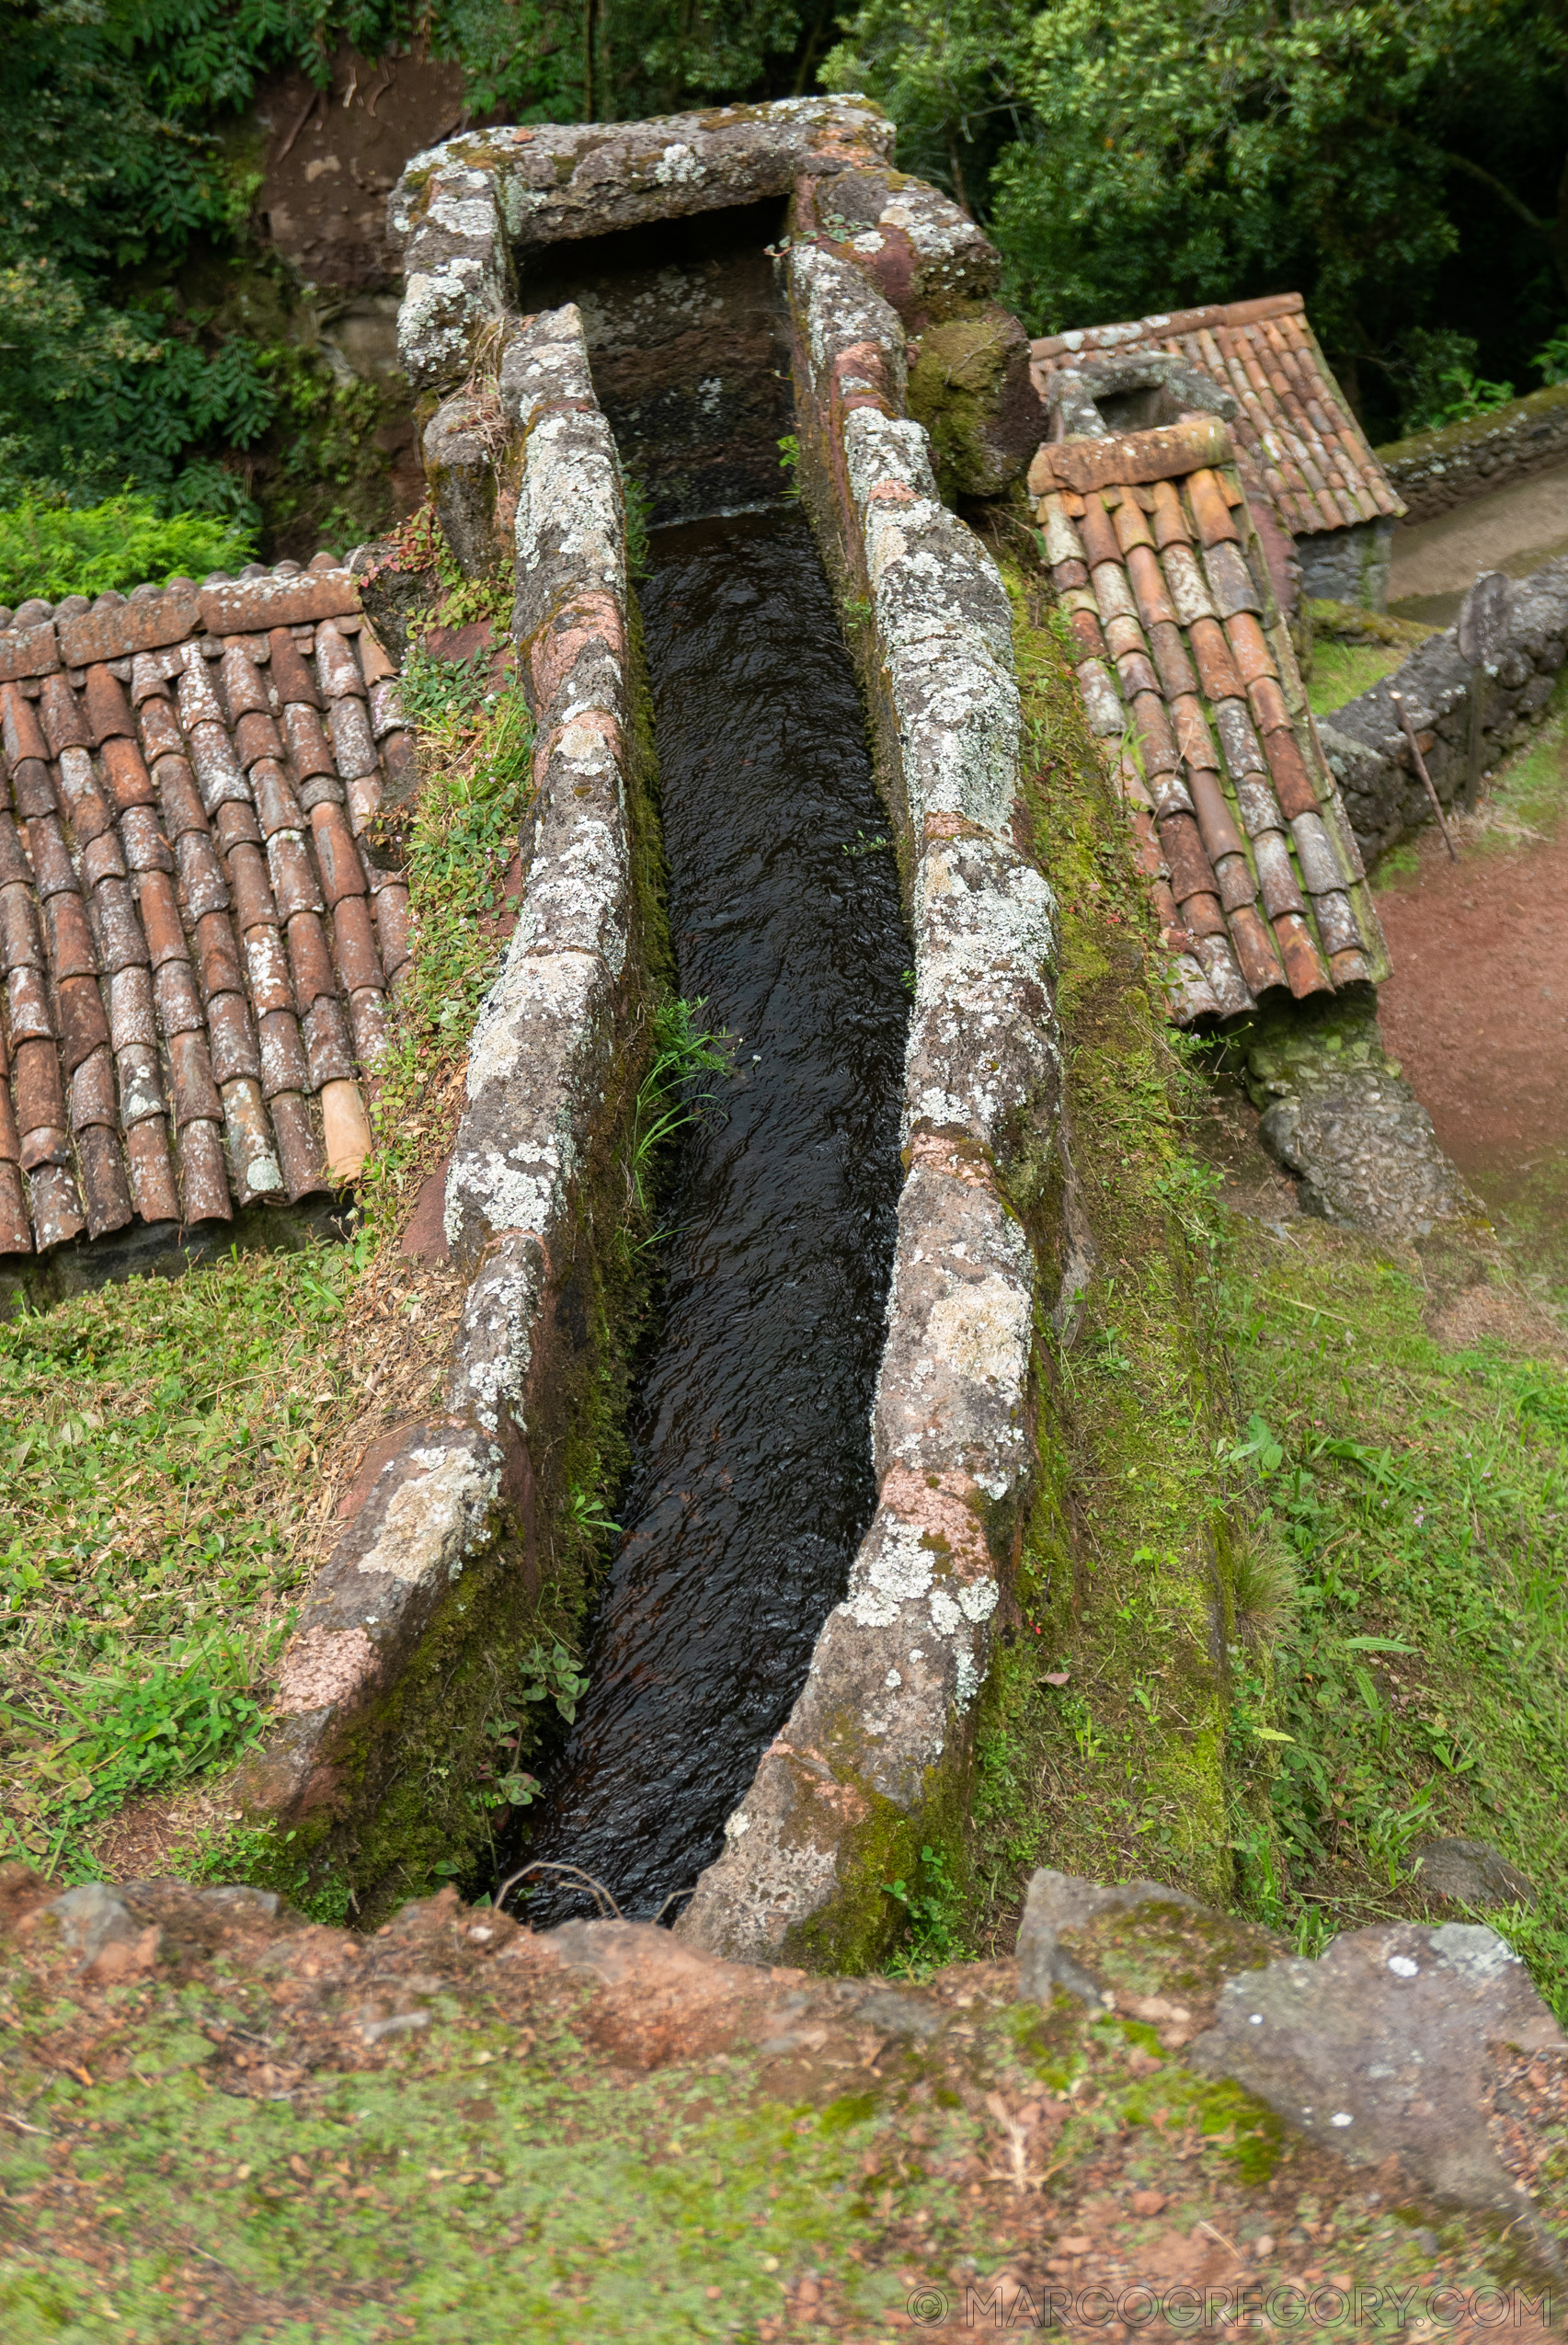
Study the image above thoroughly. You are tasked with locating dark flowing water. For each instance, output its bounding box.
[511,507,910,1921]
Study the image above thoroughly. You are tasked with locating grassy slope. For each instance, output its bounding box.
[1223,1205,1568,2004]
[0,1248,361,1880]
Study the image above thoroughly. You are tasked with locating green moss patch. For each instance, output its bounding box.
[1308,636,1407,715]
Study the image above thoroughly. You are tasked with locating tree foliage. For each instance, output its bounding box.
[827,0,1568,435]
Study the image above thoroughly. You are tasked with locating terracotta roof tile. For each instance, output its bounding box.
[0,557,401,1255]
[1036,429,1389,1025]
[1031,294,1403,539]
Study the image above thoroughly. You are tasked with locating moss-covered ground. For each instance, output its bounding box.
[0,1878,1542,2343]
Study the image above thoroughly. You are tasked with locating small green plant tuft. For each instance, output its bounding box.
[884,1844,964,1975]
[520,1642,589,1727]
[625,997,731,1215]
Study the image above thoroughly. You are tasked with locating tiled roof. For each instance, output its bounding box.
[0,556,415,1258]
[1031,294,1404,540]
[1029,415,1391,1024]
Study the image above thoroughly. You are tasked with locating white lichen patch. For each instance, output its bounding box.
[356,1443,501,1589]
[653,142,704,185]
[463,941,603,1104]
[515,409,625,598]
[843,1516,935,1628]
[843,408,934,509]
[790,245,907,404]
[447,1238,544,1434]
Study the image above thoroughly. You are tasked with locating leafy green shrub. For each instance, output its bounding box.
[1534,326,1568,387]
[0,492,254,606]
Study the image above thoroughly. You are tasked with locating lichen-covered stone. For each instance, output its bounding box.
[903,833,1059,1166]
[446,1230,547,1438]
[801,166,1001,329]
[389,101,892,394]
[905,304,1043,501]
[1320,555,1568,861]
[1243,999,1471,1239]
[1191,1918,1566,2254]
[392,161,513,393]
[239,1419,504,1818]
[874,1151,1034,1499]
[790,246,909,410]
[423,391,507,579]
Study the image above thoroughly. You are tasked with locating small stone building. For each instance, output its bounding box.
[1030,296,1405,612]
[0,557,412,1263]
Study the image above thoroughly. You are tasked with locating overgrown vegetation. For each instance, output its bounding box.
[0,490,254,605]
[826,0,1568,440]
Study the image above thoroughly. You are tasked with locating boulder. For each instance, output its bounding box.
[1414,1836,1537,1910]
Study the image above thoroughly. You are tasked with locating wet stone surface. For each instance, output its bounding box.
[513,509,910,1921]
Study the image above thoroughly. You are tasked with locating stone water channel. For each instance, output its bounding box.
[259,105,1053,1962]
[511,510,910,1921]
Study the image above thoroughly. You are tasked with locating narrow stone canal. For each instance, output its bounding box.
[513,507,910,1920]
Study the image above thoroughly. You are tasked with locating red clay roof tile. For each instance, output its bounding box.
[1031,295,1402,541]
[1037,415,1387,1024]
[0,564,405,1253]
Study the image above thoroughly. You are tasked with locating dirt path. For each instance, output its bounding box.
[1389,458,1568,624]
[1373,710,1568,1308]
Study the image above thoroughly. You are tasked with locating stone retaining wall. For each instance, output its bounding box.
[678,237,1063,1971]
[1377,383,1568,528]
[1320,557,1568,863]
[238,307,657,1864]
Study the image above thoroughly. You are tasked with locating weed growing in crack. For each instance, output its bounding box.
[623,473,653,578]
[624,996,731,1218]
[884,1843,963,1976]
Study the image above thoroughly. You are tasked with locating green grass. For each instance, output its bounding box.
[0,1242,363,1881]
[1219,1217,1568,2009]
[1469,668,1568,846]
[1307,635,1406,715]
